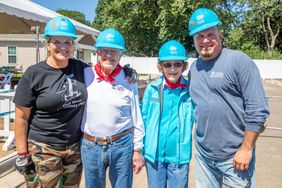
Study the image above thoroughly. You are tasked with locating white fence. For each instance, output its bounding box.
[0,89,15,151]
[91,56,282,79]
[253,60,282,79]
[119,57,194,76]
[120,57,282,79]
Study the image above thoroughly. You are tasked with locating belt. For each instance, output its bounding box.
[83,128,132,146]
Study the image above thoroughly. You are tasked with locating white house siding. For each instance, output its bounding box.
[83,50,92,64]
[0,41,44,70]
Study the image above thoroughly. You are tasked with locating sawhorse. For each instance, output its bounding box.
[0,89,15,151]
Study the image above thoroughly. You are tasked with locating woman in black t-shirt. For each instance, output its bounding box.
[13,16,87,188]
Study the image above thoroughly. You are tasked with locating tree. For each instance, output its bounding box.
[93,0,281,57]
[241,0,281,52]
[93,0,160,56]
[56,9,91,26]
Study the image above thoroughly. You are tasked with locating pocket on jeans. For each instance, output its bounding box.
[81,138,95,150]
[235,168,252,182]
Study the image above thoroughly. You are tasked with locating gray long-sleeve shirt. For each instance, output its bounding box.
[188,48,269,160]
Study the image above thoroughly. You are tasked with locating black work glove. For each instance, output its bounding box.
[123,64,139,83]
[15,153,36,177]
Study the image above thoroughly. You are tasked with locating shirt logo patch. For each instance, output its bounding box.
[210,71,224,78]
[114,85,125,93]
[56,74,84,110]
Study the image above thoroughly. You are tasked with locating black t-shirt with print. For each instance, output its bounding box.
[14,59,88,146]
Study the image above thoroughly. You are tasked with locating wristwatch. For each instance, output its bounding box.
[134,149,142,153]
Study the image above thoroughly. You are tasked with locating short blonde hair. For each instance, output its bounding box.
[157,61,188,73]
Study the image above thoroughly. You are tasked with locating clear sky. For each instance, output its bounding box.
[31,0,98,21]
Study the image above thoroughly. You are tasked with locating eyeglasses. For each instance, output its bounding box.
[162,62,183,68]
[99,48,122,57]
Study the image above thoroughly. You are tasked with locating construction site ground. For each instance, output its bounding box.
[0,79,281,188]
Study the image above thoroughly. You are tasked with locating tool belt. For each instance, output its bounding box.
[83,128,132,146]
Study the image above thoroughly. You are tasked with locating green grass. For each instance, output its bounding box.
[12,73,23,78]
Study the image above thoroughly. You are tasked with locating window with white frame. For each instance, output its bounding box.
[8,46,17,64]
[77,50,84,60]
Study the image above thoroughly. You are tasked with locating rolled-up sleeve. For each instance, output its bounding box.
[238,56,270,132]
[131,83,145,149]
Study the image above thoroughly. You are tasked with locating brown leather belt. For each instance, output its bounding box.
[83,128,132,146]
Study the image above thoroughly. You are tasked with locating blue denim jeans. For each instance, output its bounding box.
[81,133,133,188]
[195,146,256,188]
[146,160,189,188]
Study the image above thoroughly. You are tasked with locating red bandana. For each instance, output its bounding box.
[94,62,122,84]
[164,76,188,90]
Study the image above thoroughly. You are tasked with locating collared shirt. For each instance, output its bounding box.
[81,66,145,149]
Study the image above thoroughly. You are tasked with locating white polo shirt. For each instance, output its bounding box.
[81,66,145,149]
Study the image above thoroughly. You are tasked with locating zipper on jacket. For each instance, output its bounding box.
[178,94,182,163]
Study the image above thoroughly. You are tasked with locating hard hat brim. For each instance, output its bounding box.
[158,56,188,62]
[189,21,221,36]
[44,31,77,40]
[95,43,126,51]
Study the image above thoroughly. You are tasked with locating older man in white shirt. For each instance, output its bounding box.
[81,28,145,188]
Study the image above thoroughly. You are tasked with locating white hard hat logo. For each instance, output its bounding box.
[170,46,177,54]
[60,20,68,30]
[196,14,205,24]
[170,46,177,51]
[61,20,67,26]
[106,33,114,41]
[196,14,204,21]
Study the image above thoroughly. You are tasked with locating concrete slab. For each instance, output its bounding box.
[0,80,281,187]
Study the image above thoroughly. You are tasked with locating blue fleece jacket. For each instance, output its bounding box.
[142,76,194,164]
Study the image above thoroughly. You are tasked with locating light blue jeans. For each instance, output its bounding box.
[81,133,133,188]
[195,146,256,188]
[146,160,190,188]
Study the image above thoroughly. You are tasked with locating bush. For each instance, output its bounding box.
[240,42,282,59]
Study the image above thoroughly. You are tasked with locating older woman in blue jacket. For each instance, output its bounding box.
[142,40,194,188]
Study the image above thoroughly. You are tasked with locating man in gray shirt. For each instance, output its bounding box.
[188,8,269,188]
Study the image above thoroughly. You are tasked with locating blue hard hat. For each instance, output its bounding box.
[158,40,187,62]
[95,28,126,51]
[188,8,222,36]
[44,16,77,39]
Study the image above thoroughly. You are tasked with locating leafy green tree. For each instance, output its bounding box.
[224,27,244,49]
[93,0,159,56]
[241,0,281,52]
[93,0,281,58]
[57,9,91,26]
[93,0,243,56]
